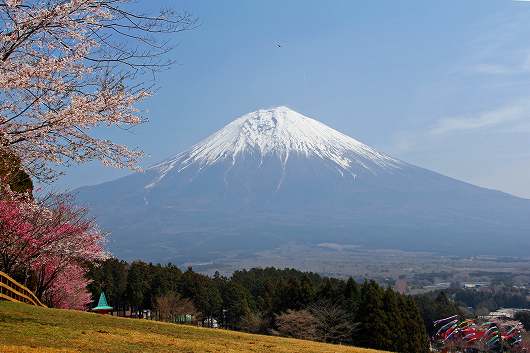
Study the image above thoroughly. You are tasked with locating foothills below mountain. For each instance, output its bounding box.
[75,107,530,265]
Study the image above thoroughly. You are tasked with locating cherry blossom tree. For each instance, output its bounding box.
[0,192,107,307]
[0,0,195,180]
[43,262,92,309]
[0,0,195,310]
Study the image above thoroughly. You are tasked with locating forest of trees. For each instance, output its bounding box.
[451,287,529,312]
[413,285,530,328]
[88,259,430,353]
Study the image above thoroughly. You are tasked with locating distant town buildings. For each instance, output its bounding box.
[482,308,530,320]
[463,282,489,289]
[423,282,451,291]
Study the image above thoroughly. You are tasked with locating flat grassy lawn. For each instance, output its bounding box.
[0,302,387,353]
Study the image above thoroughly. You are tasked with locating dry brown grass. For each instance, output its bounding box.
[0,302,388,353]
[1,346,78,353]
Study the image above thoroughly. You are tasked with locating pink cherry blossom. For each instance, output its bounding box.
[0,1,195,180]
[43,261,92,310]
[0,192,107,308]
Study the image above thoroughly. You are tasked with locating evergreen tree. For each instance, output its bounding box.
[355,281,391,350]
[148,263,182,304]
[404,296,429,353]
[0,148,33,195]
[344,277,360,313]
[317,278,345,305]
[414,291,461,336]
[87,258,128,310]
[383,287,404,352]
[179,268,222,325]
[125,261,151,310]
[300,275,315,306]
[218,281,253,329]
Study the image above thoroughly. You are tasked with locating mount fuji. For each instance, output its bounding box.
[75,107,530,263]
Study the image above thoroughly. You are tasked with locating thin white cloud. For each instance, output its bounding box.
[499,120,530,133]
[473,63,515,75]
[472,52,530,75]
[430,101,530,135]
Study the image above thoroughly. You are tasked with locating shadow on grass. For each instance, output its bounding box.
[0,312,61,328]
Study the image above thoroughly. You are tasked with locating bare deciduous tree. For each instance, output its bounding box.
[275,309,317,340]
[240,311,268,334]
[310,302,356,344]
[154,292,199,324]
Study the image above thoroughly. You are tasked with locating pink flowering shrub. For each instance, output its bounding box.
[0,193,107,309]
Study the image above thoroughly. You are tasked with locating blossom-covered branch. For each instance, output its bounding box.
[0,0,196,180]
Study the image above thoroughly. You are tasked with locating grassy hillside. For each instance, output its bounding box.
[0,302,388,353]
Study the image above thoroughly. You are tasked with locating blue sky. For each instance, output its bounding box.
[55,0,530,199]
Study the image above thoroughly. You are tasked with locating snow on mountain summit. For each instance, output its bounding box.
[146,107,402,188]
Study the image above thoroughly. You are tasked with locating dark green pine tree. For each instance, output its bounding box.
[148,263,182,303]
[218,281,253,329]
[179,268,222,323]
[0,148,33,196]
[271,279,293,313]
[344,277,360,314]
[317,278,345,305]
[403,296,429,353]
[414,291,462,336]
[317,278,335,301]
[355,281,392,350]
[125,261,151,310]
[299,275,315,306]
[87,258,129,310]
[285,277,307,310]
[260,280,275,319]
[383,287,405,352]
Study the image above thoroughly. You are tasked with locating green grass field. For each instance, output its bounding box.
[0,302,388,353]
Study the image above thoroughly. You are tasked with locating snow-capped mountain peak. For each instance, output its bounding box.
[147,107,402,188]
[76,107,530,261]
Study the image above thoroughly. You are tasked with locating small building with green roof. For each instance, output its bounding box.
[92,292,113,315]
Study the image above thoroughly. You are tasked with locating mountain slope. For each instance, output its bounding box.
[75,107,530,263]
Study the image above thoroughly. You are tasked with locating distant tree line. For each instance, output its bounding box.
[413,287,530,349]
[451,287,529,312]
[414,286,529,322]
[87,259,429,353]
